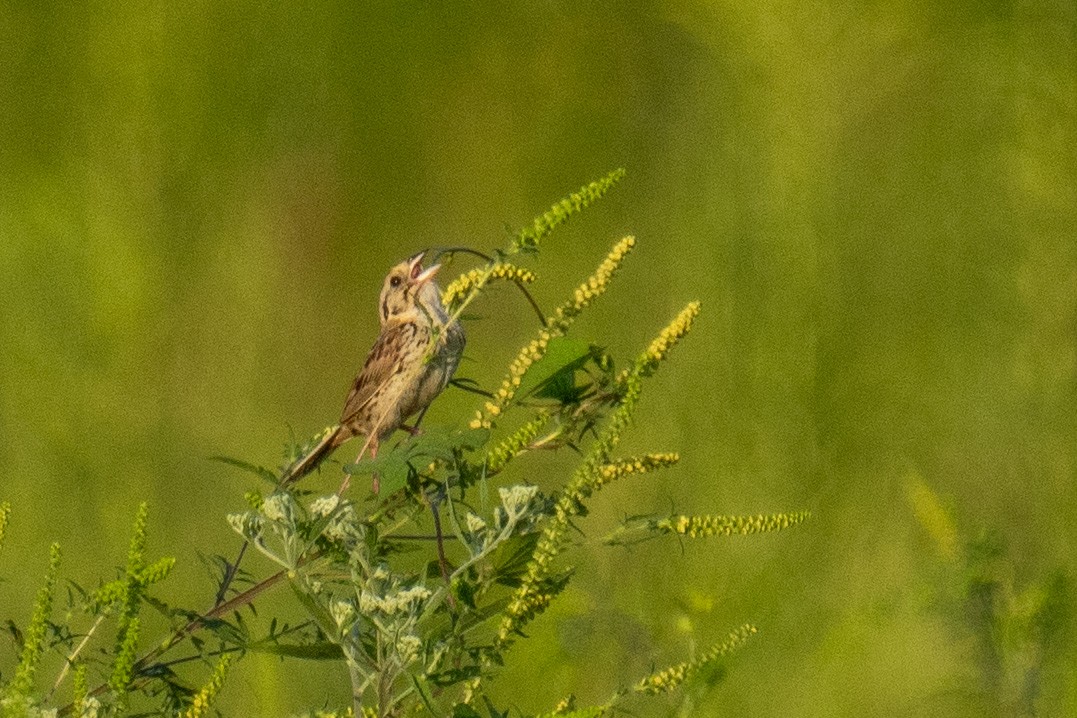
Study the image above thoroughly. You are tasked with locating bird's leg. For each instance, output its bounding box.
[369,441,380,494]
[401,405,432,436]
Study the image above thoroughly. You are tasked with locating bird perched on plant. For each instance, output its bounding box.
[284,251,465,492]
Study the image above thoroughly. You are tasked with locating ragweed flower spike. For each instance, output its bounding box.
[594,453,680,490]
[12,542,61,696]
[472,236,637,430]
[499,290,693,644]
[446,170,626,326]
[635,623,757,695]
[633,300,701,378]
[550,235,636,333]
[183,653,234,718]
[485,412,550,473]
[658,511,811,538]
[515,168,626,251]
[442,263,537,311]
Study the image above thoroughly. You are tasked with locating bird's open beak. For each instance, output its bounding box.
[407,251,426,276]
[406,251,440,285]
[413,263,440,285]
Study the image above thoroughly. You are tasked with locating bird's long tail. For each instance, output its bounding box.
[282,426,341,486]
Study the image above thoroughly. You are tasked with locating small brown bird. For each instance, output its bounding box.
[285,251,465,491]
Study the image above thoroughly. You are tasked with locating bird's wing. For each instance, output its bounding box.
[339,320,416,426]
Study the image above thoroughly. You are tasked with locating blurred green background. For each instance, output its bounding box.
[2,1,1075,715]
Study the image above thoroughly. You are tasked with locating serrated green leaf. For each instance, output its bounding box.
[209,455,279,486]
[491,533,541,585]
[343,427,492,496]
[247,640,343,660]
[514,338,596,401]
[289,580,338,639]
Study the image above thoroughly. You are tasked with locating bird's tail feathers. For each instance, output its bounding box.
[282,426,341,485]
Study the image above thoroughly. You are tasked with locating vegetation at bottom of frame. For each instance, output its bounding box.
[0,171,808,718]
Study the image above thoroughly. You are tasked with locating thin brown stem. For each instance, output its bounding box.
[214,539,249,607]
[59,553,316,716]
[429,501,456,610]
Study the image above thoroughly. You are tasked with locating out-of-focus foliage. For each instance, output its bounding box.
[1,1,1074,715]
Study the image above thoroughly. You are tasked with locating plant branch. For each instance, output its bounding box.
[58,554,314,716]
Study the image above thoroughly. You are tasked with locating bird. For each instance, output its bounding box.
[283,251,466,492]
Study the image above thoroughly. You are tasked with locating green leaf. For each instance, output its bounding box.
[514,338,596,401]
[289,581,338,639]
[343,427,491,496]
[482,696,511,718]
[491,533,541,586]
[246,640,343,660]
[209,455,279,486]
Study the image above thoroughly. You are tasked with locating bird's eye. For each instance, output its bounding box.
[390,276,402,288]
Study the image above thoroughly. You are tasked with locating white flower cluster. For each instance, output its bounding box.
[261,492,297,525]
[309,494,361,542]
[309,494,340,518]
[358,584,432,616]
[227,511,263,540]
[0,697,59,718]
[499,484,539,518]
[396,634,422,664]
[465,512,487,534]
[330,599,355,629]
[78,696,101,718]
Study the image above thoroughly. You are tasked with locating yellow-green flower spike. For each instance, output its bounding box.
[486,413,550,473]
[905,474,958,561]
[515,168,626,251]
[110,615,141,693]
[183,653,234,718]
[595,453,679,489]
[12,542,61,696]
[141,555,176,585]
[125,502,149,580]
[73,662,89,716]
[499,374,648,644]
[442,263,537,310]
[635,623,757,695]
[111,503,154,696]
[472,237,637,430]
[499,311,695,641]
[549,235,636,331]
[632,300,701,378]
[0,500,10,551]
[658,511,810,538]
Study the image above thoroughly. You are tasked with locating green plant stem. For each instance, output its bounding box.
[48,614,104,700]
[58,555,312,716]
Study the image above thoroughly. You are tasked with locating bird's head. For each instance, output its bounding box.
[379,251,442,322]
